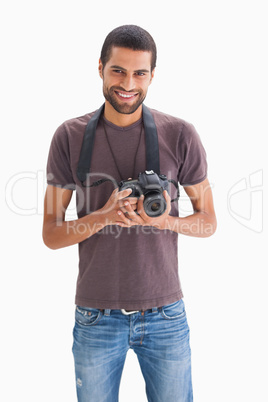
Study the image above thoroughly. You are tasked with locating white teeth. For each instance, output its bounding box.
[117,92,136,98]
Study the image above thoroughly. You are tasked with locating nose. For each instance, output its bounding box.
[121,74,135,92]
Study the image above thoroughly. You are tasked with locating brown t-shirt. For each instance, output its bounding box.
[46,106,207,309]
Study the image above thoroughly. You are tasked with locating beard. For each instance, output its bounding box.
[103,85,147,115]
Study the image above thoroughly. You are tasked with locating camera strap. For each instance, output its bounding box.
[76,104,179,203]
[76,103,160,185]
[168,179,180,202]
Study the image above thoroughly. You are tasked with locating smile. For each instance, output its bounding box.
[115,91,138,101]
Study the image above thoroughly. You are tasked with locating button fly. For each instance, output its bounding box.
[129,313,145,345]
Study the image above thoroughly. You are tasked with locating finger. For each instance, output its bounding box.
[137,194,146,216]
[121,200,137,216]
[163,190,171,201]
[126,197,138,204]
[116,188,133,200]
[118,196,138,208]
[163,190,171,213]
[119,207,129,214]
[117,210,131,224]
[117,210,136,226]
[120,207,137,215]
[123,201,144,225]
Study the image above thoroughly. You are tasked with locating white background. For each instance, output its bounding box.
[1,0,267,401]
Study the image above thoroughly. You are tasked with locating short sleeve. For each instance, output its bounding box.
[177,121,207,186]
[46,123,76,190]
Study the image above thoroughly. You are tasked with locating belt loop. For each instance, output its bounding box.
[104,309,111,316]
[152,307,158,313]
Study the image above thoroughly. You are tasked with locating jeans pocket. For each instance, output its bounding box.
[161,299,186,320]
[75,305,103,326]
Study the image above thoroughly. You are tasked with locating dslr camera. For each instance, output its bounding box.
[118,170,169,217]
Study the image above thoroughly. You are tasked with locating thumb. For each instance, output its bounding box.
[117,188,132,200]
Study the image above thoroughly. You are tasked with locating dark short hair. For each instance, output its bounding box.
[100,25,157,72]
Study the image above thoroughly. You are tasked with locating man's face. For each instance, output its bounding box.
[99,47,155,115]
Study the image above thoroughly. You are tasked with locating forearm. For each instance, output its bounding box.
[43,211,106,250]
[164,212,217,238]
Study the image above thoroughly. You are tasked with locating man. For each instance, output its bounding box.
[43,25,216,402]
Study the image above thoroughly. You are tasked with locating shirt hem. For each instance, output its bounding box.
[75,289,184,310]
[47,181,76,190]
[180,174,207,187]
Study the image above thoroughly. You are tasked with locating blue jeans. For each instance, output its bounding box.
[72,299,193,402]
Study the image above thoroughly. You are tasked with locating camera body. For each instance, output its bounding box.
[118,170,169,217]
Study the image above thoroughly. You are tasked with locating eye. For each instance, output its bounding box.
[113,69,124,74]
[135,72,145,76]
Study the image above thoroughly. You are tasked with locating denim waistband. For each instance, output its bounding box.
[99,307,160,316]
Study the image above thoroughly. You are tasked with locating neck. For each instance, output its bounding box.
[103,101,142,127]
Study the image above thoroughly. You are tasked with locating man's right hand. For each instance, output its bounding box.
[98,188,139,227]
[42,185,139,250]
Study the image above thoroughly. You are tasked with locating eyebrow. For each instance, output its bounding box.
[110,65,150,73]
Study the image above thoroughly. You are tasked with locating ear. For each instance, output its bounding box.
[149,68,155,85]
[98,59,104,79]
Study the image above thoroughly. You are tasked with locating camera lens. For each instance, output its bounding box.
[143,193,167,217]
[151,202,161,212]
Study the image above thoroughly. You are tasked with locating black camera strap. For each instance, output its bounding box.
[76,103,160,185]
[142,103,160,176]
[76,104,105,185]
[76,103,179,203]
[168,179,180,202]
